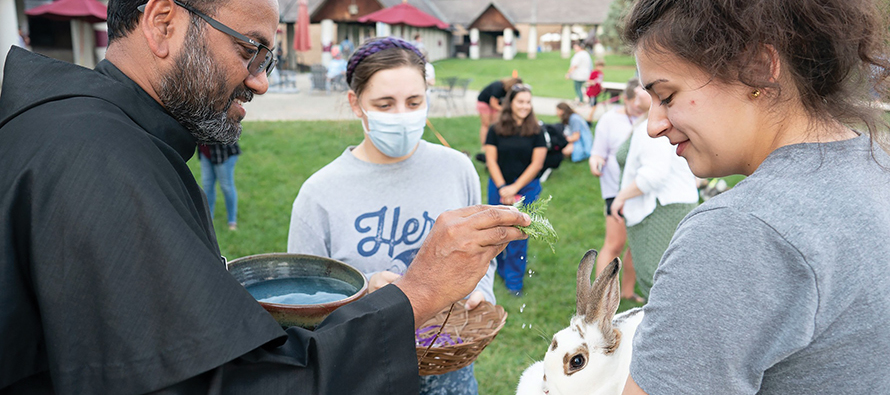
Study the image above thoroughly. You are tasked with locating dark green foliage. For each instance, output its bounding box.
[514,195,558,253]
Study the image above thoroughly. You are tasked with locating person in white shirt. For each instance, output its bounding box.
[565,42,592,104]
[609,84,698,299]
[589,79,646,302]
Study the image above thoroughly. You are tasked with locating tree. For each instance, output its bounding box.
[599,0,634,55]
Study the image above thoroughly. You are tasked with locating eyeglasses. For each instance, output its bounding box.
[137,1,277,76]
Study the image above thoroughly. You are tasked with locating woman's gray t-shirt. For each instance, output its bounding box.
[631,133,890,394]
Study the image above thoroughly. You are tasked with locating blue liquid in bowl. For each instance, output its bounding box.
[246,276,357,305]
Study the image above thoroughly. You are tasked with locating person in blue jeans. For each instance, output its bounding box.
[198,143,240,230]
[556,102,593,162]
[483,84,547,296]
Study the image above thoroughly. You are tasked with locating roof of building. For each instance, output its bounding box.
[281,0,613,26]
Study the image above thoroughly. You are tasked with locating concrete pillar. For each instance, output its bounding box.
[502,28,513,60]
[376,22,390,37]
[71,19,96,68]
[560,24,571,59]
[321,19,333,67]
[286,23,297,70]
[527,24,537,59]
[469,28,479,60]
[0,0,19,83]
[594,42,605,60]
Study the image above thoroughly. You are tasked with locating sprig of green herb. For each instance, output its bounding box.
[513,195,558,253]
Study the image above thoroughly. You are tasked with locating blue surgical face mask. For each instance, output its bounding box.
[361,104,428,158]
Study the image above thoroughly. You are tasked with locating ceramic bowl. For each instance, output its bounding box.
[227,253,368,329]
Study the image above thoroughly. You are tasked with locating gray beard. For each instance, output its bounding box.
[157,23,252,145]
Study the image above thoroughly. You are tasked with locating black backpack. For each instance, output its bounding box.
[539,122,567,173]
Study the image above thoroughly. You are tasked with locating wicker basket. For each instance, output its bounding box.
[415,300,508,376]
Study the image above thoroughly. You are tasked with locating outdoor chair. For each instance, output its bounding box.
[267,69,298,93]
[431,76,458,116]
[330,74,348,92]
[309,64,329,94]
[451,78,473,115]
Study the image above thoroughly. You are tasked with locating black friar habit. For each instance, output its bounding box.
[0,47,419,394]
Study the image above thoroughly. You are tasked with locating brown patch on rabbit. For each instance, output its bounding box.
[562,344,589,375]
[574,323,586,338]
[550,338,558,351]
[602,327,622,355]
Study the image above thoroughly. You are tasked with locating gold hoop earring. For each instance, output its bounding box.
[751,89,761,98]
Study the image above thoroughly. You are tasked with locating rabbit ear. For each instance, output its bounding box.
[584,257,623,354]
[576,249,598,318]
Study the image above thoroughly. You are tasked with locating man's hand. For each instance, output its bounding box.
[394,205,530,327]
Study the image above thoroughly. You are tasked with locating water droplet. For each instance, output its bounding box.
[530,324,533,329]
[520,303,526,313]
[527,269,535,277]
[522,323,527,329]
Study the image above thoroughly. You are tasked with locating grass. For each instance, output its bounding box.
[433,51,638,100]
[189,115,657,394]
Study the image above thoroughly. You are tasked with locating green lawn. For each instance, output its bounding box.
[190,115,742,394]
[433,51,638,100]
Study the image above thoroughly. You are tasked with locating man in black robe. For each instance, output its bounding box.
[0,0,530,393]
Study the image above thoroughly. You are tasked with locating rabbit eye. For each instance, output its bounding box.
[570,354,585,370]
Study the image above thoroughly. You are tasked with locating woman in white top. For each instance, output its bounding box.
[589,79,645,301]
[609,84,698,298]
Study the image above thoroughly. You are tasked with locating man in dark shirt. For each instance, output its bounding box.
[0,0,530,393]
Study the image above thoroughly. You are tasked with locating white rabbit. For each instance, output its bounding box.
[516,250,644,395]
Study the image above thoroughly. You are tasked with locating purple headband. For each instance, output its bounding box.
[346,37,426,86]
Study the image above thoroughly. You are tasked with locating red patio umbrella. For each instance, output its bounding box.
[293,0,311,52]
[357,3,449,30]
[25,0,107,23]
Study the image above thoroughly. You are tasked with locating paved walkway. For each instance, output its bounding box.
[243,72,585,122]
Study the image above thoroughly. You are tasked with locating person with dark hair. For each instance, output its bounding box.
[484,84,547,297]
[0,0,531,393]
[413,33,424,50]
[619,0,890,393]
[476,77,523,153]
[287,36,490,395]
[555,102,593,162]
